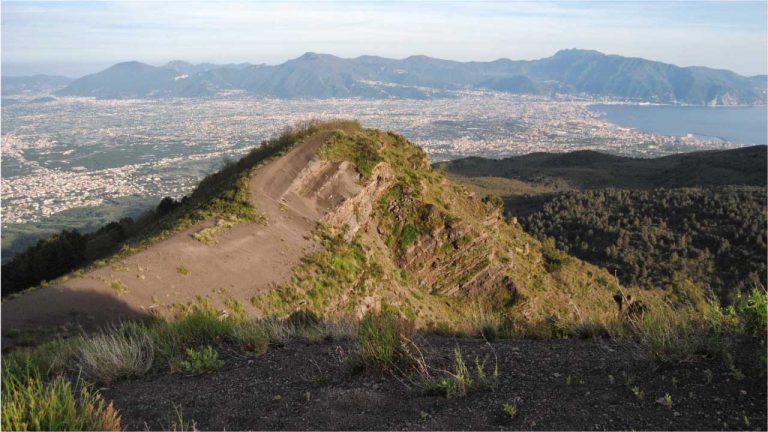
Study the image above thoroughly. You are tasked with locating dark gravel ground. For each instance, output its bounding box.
[103,336,767,431]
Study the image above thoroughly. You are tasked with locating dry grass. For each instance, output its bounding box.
[75,330,154,384]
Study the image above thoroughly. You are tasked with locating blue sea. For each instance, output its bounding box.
[588,104,768,145]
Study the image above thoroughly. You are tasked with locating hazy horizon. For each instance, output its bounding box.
[2,1,767,78]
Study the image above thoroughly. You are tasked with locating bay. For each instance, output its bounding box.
[589,104,767,145]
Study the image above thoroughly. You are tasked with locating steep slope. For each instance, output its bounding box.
[2,122,631,338]
[435,146,768,305]
[1,128,355,330]
[55,50,766,104]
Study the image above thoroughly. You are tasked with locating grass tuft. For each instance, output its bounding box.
[1,360,121,431]
[75,328,154,384]
[418,346,499,398]
[357,308,417,374]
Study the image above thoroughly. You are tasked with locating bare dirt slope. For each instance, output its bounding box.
[2,131,362,333]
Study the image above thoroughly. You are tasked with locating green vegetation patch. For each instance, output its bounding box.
[177,346,224,375]
[522,187,767,304]
[320,130,382,178]
[2,360,121,431]
[356,307,417,374]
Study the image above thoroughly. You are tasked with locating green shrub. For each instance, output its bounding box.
[110,279,127,295]
[541,237,571,273]
[481,194,504,211]
[357,309,417,374]
[287,310,322,329]
[177,346,224,375]
[230,321,270,353]
[479,324,499,342]
[1,360,121,431]
[151,309,234,362]
[735,287,768,337]
[630,301,725,364]
[502,402,518,418]
[399,224,421,251]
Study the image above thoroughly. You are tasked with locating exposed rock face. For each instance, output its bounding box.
[323,154,514,301]
[324,163,396,238]
[385,193,509,298]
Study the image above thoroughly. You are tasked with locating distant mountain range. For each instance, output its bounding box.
[1,74,73,95]
[5,50,767,105]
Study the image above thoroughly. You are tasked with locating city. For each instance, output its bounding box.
[1,91,737,228]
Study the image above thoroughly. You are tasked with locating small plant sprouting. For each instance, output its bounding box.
[178,346,224,374]
[744,415,750,427]
[703,368,713,384]
[623,371,635,386]
[663,393,673,408]
[671,377,678,387]
[177,266,191,276]
[170,404,196,432]
[110,279,127,295]
[608,374,615,384]
[631,386,644,400]
[724,353,745,380]
[566,375,572,385]
[418,346,499,398]
[502,402,518,418]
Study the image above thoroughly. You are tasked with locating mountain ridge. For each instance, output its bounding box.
[2,121,629,338]
[47,49,766,104]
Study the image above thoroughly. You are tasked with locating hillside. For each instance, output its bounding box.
[436,147,768,304]
[2,121,628,336]
[53,50,767,104]
[3,121,765,430]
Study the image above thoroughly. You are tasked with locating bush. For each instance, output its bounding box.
[541,237,571,273]
[357,309,417,374]
[151,309,234,362]
[735,287,768,337]
[229,321,271,353]
[2,360,121,431]
[630,300,725,364]
[287,310,322,329]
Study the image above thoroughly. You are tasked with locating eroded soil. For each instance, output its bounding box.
[2,131,361,333]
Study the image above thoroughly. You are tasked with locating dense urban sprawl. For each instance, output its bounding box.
[1,91,736,226]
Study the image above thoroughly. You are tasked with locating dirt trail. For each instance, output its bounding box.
[2,131,361,334]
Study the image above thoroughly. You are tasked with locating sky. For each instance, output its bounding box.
[2,1,767,77]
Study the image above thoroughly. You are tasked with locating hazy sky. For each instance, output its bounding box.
[2,1,767,77]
